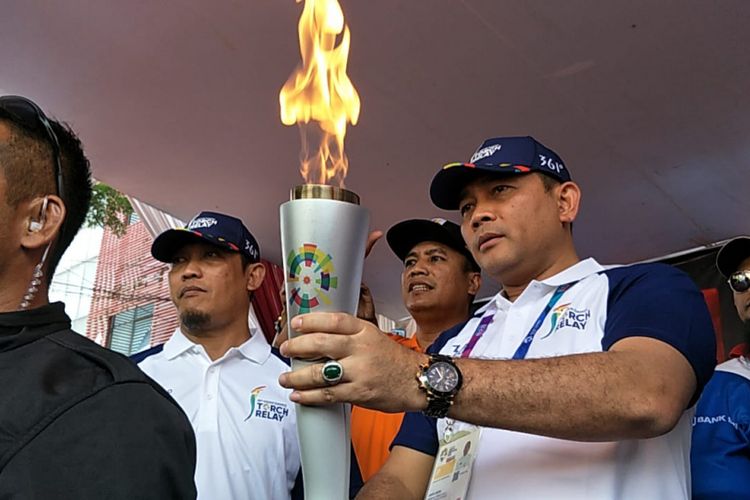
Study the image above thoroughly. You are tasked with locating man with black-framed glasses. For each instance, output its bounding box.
[691,236,750,499]
[0,95,197,498]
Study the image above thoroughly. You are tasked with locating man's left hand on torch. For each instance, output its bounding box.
[278,312,428,413]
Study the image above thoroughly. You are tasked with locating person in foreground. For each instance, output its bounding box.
[279,136,716,499]
[691,236,750,499]
[0,95,196,497]
[138,211,301,499]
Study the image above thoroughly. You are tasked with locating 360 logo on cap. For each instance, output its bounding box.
[430,136,571,210]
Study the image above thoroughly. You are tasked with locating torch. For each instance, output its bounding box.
[279,1,364,497]
[280,184,368,500]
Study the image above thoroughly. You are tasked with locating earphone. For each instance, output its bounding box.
[29,197,49,232]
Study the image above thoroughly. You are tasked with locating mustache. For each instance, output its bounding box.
[179,285,206,298]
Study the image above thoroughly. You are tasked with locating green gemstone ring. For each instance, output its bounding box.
[322,360,344,385]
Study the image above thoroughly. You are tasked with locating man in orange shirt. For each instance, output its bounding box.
[351,218,481,480]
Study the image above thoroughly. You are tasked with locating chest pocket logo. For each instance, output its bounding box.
[245,385,290,422]
[540,303,591,339]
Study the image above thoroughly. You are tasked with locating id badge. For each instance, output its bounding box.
[424,427,481,500]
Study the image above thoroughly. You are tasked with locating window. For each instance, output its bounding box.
[128,212,140,225]
[108,303,154,355]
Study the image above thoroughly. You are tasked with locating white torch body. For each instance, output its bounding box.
[280,185,369,500]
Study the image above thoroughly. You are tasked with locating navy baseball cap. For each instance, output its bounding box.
[716,236,750,278]
[430,136,571,210]
[151,211,261,263]
[387,218,480,272]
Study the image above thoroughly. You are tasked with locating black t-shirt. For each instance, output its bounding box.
[0,302,197,498]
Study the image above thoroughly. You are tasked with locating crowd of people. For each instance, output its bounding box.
[0,96,746,499]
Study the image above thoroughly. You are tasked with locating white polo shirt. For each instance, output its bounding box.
[139,327,300,500]
[395,258,716,499]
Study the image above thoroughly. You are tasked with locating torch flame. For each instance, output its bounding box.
[279,0,361,187]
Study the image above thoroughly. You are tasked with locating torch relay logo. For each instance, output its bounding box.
[287,243,338,313]
[245,385,290,422]
[247,385,266,420]
[540,303,591,339]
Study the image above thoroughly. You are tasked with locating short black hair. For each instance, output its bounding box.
[0,114,92,283]
[538,171,561,192]
[240,252,254,270]
[460,252,477,274]
[457,252,478,307]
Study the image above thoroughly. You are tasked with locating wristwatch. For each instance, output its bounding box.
[417,354,463,418]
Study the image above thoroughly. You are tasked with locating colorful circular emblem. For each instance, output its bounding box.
[287,243,338,313]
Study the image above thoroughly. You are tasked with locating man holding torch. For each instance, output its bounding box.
[279,136,716,499]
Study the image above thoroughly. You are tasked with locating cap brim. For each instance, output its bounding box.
[151,228,237,263]
[716,236,750,278]
[386,219,479,271]
[430,162,532,210]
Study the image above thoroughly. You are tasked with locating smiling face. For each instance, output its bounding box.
[168,241,256,334]
[733,255,750,323]
[400,241,479,317]
[458,173,579,286]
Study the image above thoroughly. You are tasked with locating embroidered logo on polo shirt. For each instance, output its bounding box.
[540,303,591,339]
[244,385,290,422]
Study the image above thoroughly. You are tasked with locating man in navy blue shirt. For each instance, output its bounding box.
[691,236,750,499]
[279,136,716,499]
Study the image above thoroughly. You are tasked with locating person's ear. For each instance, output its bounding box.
[467,271,481,295]
[245,262,266,292]
[21,195,65,250]
[557,181,581,224]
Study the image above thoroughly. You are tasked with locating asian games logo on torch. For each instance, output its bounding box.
[287,243,339,313]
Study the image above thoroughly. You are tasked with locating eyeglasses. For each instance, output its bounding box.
[728,270,750,293]
[0,95,64,202]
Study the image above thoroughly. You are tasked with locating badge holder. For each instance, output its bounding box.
[424,427,481,500]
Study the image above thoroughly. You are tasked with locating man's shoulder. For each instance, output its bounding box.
[5,329,188,457]
[715,358,750,383]
[131,344,164,364]
[597,262,702,305]
[599,262,689,288]
[46,328,155,384]
[697,359,750,419]
[429,318,475,355]
[138,335,290,370]
[44,330,182,410]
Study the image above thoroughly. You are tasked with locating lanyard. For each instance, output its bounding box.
[444,281,576,439]
[459,314,494,358]
[511,282,574,360]
[459,282,575,360]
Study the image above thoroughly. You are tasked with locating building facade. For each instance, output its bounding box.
[85,216,179,355]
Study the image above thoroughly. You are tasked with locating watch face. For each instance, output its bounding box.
[426,361,459,393]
